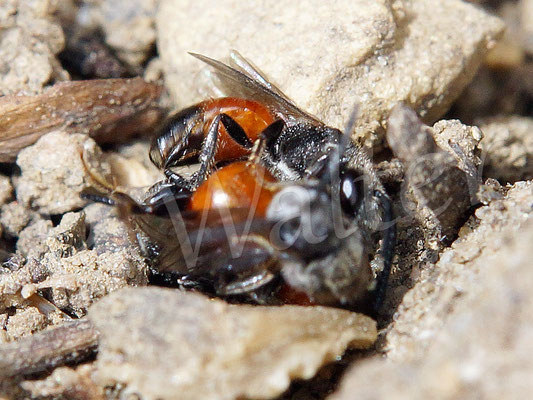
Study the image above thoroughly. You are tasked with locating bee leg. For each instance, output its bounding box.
[166,113,267,189]
[142,181,193,215]
[164,169,195,191]
[218,268,276,295]
[82,184,191,217]
[249,119,285,169]
[372,191,396,311]
[163,114,226,191]
[262,119,285,153]
[80,192,116,206]
[188,113,223,187]
[220,113,253,148]
[163,274,217,294]
[212,234,284,297]
[82,191,153,214]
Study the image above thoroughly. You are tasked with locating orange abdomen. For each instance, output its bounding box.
[188,161,317,306]
[201,98,276,162]
[188,161,277,217]
[277,284,315,305]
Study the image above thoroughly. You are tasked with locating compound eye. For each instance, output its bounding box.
[340,169,364,215]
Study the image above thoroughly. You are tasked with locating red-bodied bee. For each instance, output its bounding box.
[149,51,346,186]
[84,138,374,306]
[84,51,395,309]
[146,51,395,308]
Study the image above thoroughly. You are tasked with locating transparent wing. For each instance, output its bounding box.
[134,207,281,294]
[190,51,322,124]
[228,50,293,102]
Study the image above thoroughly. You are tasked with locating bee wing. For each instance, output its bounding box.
[228,50,293,102]
[134,207,283,294]
[189,51,322,125]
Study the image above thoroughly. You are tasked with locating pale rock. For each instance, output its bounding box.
[0,175,12,206]
[89,287,377,400]
[0,0,69,95]
[157,0,504,146]
[478,116,533,183]
[331,181,533,400]
[1,209,148,330]
[15,131,111,215]
[84,0,159,67]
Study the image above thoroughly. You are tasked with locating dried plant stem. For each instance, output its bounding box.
[0,319,98,378]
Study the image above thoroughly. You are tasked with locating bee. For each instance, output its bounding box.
[84,136,376,307]
[149,51,347,186]
[144,51,395,309]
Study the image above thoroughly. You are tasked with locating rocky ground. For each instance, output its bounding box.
[0,0,532,399]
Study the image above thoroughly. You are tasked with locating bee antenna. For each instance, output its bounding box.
[343,103,359,142]
[372,190,396,312]
[340,103,359,152]
[321,103,359,185]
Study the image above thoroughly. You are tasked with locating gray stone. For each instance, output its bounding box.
[387,105,482,241]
